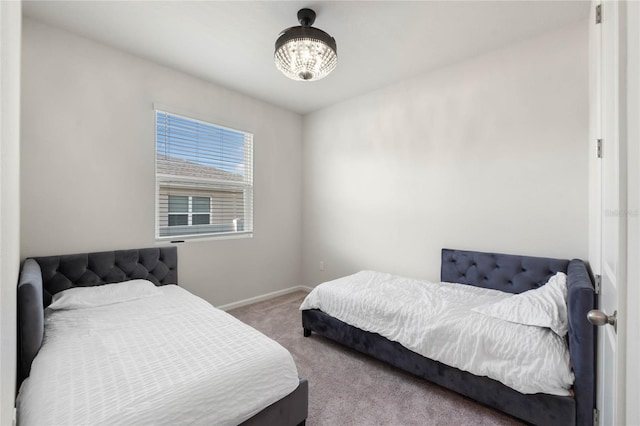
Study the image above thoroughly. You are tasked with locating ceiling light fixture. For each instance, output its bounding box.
[274,8,337,82]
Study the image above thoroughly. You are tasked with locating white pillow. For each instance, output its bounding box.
[472,272,569,336]
[48,279,163,310]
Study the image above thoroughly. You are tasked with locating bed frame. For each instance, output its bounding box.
[17,246,308,426]
[301,248,595,426]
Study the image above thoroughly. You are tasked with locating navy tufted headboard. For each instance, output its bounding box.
[441,248,595,426]
[441,248,569,294]
[17,247,177,385]
[34,247,177,306]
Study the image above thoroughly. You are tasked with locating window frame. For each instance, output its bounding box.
[154,106,254,242]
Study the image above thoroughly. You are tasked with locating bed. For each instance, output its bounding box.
[16,246,308,426]
[301,248,595,426]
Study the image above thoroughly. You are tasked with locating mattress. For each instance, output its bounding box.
[300,270,574,396]
[17,285,300,426]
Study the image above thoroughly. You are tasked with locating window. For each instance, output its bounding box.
[156,110,253,240]
[168,195,210,226]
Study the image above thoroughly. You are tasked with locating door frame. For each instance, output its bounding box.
[623,0,640,423]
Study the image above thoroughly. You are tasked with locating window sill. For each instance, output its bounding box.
[155,232,253,244]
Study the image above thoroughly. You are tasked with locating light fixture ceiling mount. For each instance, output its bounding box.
[274,8,338,82]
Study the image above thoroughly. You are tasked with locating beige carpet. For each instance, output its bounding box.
[229,291,524,426]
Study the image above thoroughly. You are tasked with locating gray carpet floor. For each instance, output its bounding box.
[229,291,524,426]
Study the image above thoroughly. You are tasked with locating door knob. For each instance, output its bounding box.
[587,309,617,330]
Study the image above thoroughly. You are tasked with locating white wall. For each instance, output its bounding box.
[21,19,303,306]
[0,1,21,423]
[302,21,589,287]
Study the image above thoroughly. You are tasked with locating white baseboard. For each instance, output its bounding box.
[217,285,313,311]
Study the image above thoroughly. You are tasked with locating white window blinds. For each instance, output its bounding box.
[155,110,253,240]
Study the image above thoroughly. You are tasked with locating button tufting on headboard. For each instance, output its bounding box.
[33,247,178,305]
[441,248,569,294]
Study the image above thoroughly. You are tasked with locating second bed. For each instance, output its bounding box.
[301,248,595,425]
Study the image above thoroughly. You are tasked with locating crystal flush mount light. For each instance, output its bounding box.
[274,8,338,81]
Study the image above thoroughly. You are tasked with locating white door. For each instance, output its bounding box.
[591,1,626,425]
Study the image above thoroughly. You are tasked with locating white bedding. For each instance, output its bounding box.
[300,270,574,396]
[18,285,300,426]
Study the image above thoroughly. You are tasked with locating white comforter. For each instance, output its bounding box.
[300,270,574,396]
[18,285,300,426]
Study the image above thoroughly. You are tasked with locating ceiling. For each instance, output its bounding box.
[22,1,590,115]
